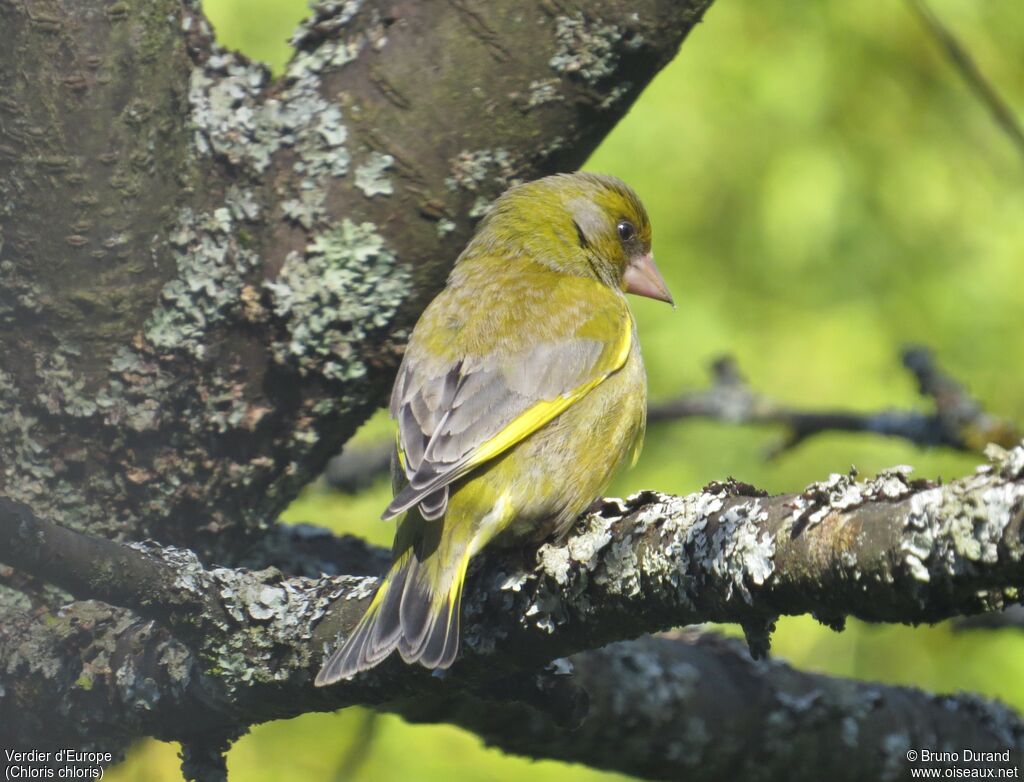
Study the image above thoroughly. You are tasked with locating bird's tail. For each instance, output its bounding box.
[315,546,470,686]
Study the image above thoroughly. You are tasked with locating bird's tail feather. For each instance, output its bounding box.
[397,551,468,670]
[314,549,469,686]
[314,551,411,686]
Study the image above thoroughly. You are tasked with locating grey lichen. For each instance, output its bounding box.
[35,347,99,418]
[985,442,1024,480]
[436,218,456,238]
[708,500,775,604]
[469,196,494,220]
[862,465,918,501]
[645,492,721,610]
[526,78,563,108]
[549,12,643,87]
[0,369,59,508]
[265,220,410,382]
[115,543,375,696]
[144,204,258,358]
[290,37,362,77]
[149,544,210,600]
[765,687,826,741]
[290,0,365,47]
[791,465,920,536]
[900,461,1024,587]
[599,640,705,765]
[521,487,777,636]
[0,260,42,324]
[287,0,370,77]
[0,583,32,614]
[354,152,395,198]
[531,510,620,630]
[566,519,614,571]
[789,470,863,534]
[282,186,328,230]
[598,82,632,109]
[190,48,351,233]
[0,597,189,750]
[880,730,913,781]
[188,53,276,173]
[445,148,518,195]
[537,546,572,586]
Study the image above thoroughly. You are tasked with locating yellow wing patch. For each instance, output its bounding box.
[395,429,407,472]
[385,297,634,521]
[459,314,633,475]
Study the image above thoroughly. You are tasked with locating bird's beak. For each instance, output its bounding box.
[623,252,674,307]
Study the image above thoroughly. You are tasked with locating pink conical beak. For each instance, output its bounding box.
[623,252,674,306]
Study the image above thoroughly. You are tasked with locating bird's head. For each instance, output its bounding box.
[462,172,674,306]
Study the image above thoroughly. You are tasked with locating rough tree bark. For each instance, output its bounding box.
[3,446,1024,780]
[1,1,1022,781]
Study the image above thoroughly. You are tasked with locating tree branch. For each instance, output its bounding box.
[955,605,1024,633]
[3,445,1023,777]
[906,0,1024,164]
[404,632,1024,781]
[324,440,394,494]
[650,346,1021,455]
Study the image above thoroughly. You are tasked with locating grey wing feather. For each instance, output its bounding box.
[416,487,449,520]
[382,339,605,520]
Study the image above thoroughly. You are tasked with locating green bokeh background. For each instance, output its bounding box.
[110,1,1024,779]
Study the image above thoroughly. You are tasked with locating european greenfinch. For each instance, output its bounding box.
[316,172,672,684]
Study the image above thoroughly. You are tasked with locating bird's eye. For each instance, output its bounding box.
[616,220,636,242]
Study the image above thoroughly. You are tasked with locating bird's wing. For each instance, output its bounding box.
[384,291,632,520]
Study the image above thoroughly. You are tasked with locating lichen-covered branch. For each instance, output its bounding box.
[3,446,1023,777]
[403,632,1024,782]
[335,442,1024,662]
[649,347,1021,455]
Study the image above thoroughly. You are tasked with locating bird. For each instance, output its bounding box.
[315,172,672,685]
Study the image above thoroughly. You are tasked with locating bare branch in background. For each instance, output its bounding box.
[324,346,1020,493]
[650,346,1021,455]
[955,605,1024,633]
[323,441,394,494]
[907,0,1024,163]
[327,348,1015,495]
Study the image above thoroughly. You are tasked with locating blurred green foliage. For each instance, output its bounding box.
[110,0,1024,779]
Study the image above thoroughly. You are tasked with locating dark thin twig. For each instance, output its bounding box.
[330,711,380,782]
[906,0,1024,163]
[954,605,1024,633]
[323,440,393,494]
[649,346,1020,456]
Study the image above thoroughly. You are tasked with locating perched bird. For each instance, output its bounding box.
[315,172,672,685]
